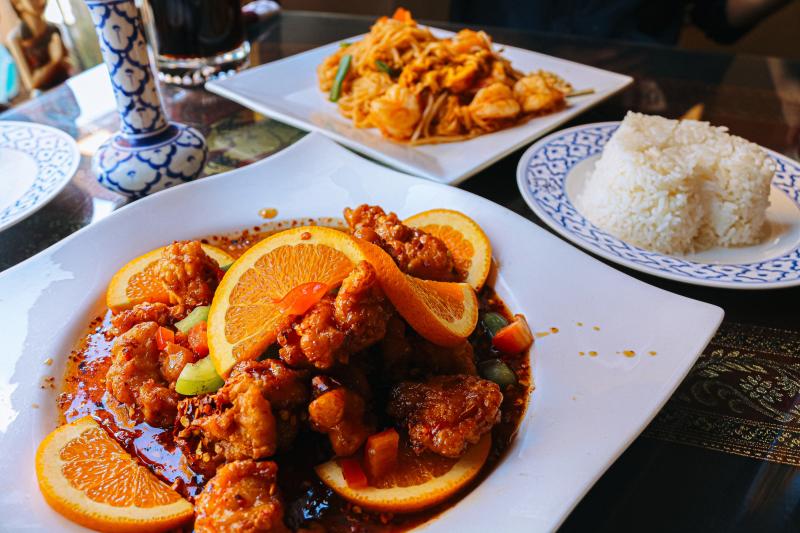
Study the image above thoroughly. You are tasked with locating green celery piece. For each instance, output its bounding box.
[175,305,210,333]
[175,356,224,396]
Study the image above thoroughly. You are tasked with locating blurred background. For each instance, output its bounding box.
[0,0,797,108]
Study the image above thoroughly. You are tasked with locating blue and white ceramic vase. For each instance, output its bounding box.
[85,0,207,198]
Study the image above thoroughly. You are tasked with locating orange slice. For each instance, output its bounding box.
[357,240,478,347]
[404,209,492,290]
[36,417,193,532]
[208,226,368,376]
[315,435,490,513]
[106,243,234,312]
[208,226,480,376]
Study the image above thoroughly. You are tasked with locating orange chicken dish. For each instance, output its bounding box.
[317,9,572,145]
[36,206,533,532]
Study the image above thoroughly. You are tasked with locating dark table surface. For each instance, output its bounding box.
[3,10,800,533]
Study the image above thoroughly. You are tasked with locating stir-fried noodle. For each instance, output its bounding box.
[317,8,573,145]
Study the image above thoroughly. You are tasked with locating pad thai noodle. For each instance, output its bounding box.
[317,8,573,145]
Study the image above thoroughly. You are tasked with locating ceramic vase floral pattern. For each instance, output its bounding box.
[85,0,207,198]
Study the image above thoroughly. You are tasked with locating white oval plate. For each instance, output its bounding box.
[0,133,722,532]
[0,121,81,232]
[517,122,800,289]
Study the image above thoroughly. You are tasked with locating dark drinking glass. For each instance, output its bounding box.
[142,0,249,86]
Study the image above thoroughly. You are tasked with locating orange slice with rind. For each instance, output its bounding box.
[404,209,492,290]
[315,435,490,513]
[357,240,478,347]
[208,226,479,377]
[106,243,234,312]
[36,417,193,533]
[208,226,367,376]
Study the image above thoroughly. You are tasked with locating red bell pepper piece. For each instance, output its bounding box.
[155,326,174,350]
[340,458,368,489]
[274,282,329,316]
[492,315,533,354]
[188,322,209,356]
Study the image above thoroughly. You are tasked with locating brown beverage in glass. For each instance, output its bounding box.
[142,0,250,86]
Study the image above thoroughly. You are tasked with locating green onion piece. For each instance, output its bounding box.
[329,54,352,103]
[339,42,351,48]
[175,356,224,396]
[482,312,508,337]
[375,60,399,77]
[175,305,210,333]
[478,359,517,387]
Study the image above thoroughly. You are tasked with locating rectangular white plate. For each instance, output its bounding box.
[206,28,633,184]
[0,134,721,532]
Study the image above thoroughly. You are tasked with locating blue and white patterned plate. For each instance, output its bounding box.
[0,121,80,232]
[517,122,800,289]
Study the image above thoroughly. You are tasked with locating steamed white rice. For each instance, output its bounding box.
[576,112,775,254]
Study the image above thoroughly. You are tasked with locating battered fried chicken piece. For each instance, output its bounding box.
[277,262,391,370]
[308,376,373,456]
[388,375,502,458]
[278,296,344,369]
[232,360,310,409]
[415,339,477,376]
[177,372,276,473]
[380,314,414,381]
[109,302,174,337]
[380,317,476,381]
[154,240,222,318]
[177,360,308,473]
[344,205,457,281]
[106,321,184,427]
[195,460,289,533]
[231,360,310,451]
[334,261,390,353]
[160,341,200,383]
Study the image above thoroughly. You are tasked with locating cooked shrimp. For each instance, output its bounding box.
[442,59,479,93]
[513,73,567,114]
[368,85,421,140]
[469,82,520,128]
[448,29,490,55]
[343,72,392,125]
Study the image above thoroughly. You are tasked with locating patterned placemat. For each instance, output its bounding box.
[644,322,800,465]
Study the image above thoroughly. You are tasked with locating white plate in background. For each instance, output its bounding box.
[206,28,632,184]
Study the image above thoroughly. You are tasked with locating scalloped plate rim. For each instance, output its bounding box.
[0,120,80,232]
[516,121,800,290]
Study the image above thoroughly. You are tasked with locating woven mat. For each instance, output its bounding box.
[644,322,800,465]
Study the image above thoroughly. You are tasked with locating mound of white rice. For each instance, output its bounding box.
[576,112,774,254]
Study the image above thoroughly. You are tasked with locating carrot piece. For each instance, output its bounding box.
[492,315,533,354]
[155,326,174,350]
[340,458,368,489]
[188,322,209,356]
[365,428,400,479]
[274,282,329,316]
[392,7,413,22]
